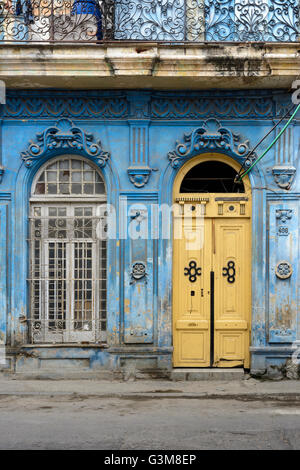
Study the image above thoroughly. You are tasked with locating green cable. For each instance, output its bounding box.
[240,102,300,180]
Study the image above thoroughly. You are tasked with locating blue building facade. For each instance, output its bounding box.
[0,88,299,377]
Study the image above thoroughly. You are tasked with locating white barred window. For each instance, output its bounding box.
[29,156,107,344]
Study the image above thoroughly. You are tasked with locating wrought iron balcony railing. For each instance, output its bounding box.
[0,0,299,43]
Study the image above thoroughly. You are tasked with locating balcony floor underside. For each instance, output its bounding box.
[0,43,299,89]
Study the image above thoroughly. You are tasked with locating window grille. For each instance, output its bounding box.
[180,161,245,193]
[29,157,107,344]
[34,158,105,197]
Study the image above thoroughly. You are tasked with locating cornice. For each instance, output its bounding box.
[0,43,299,90]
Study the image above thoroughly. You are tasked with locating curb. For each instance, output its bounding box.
[1,391,300,401]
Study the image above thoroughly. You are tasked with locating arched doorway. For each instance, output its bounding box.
[173,154,252,368]
[29,155,107,344]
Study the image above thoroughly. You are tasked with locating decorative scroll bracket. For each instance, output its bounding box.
[276,209,293,224]
[168,118,252,169]
[272,166,296,190]
[21,118,110,168]
[127,167,157,188]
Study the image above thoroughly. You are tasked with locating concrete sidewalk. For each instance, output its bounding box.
[1,376,300,401]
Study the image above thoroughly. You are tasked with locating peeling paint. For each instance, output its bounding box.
[0,89,298,376]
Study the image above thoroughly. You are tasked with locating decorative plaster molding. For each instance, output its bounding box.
[2,91,280,120]
[0,167,4,184]
[21,119,110,168]
[127,167,154,188]
[4,95,128,119]
[130,262,148,285]
[127,116,154,187]
[275,94,294,118]
[272,166,296,190]
[128,92,151,119]
[275,261,293,280]
[276,209,293,223]
[276,209,293,236]
[168,119,251,169]
[270,327,293,337]
[151,95,274,119]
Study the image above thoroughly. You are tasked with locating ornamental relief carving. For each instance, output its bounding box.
[151,95,273,119]
[3,91,281,120]
[275,261,293,280]
[0,166,4,184]
[130,262,148,285]
[272,166,296,190]
[4,95,128,119]
[127,168,153,188]
[168,119,252,169]
[21,119,110,168]
[276,209,293,237]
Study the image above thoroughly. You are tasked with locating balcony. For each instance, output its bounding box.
[0,0,299,43]
[0,1,299,90]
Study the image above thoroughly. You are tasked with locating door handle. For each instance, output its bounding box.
[222,261,236,283]
[184,261,202,283]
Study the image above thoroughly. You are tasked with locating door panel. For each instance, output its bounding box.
[213,218,250,367]
[177,331,207,363]
[173,205,211,367]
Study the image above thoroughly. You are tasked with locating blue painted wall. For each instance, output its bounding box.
[0,89,299,375]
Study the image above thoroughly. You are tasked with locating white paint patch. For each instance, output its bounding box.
[0,344,6,365]
[273,409,300,415]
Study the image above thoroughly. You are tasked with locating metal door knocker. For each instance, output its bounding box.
[184,261,202,283]
[222,261,236,283]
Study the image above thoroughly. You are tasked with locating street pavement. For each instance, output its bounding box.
[0,377,300,449]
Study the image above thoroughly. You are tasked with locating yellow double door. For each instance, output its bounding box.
[173,196,251,368]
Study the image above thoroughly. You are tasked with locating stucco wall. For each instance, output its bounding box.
[0,89,299,377]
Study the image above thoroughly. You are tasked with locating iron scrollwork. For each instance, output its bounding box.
[222,261,236,284]
[0,0,298,43]
[114,0,185,41]
[184,261,202,283]
[204,0,299,42]
[0,0,115,42]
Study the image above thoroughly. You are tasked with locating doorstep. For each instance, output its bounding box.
[171,368,245,381]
